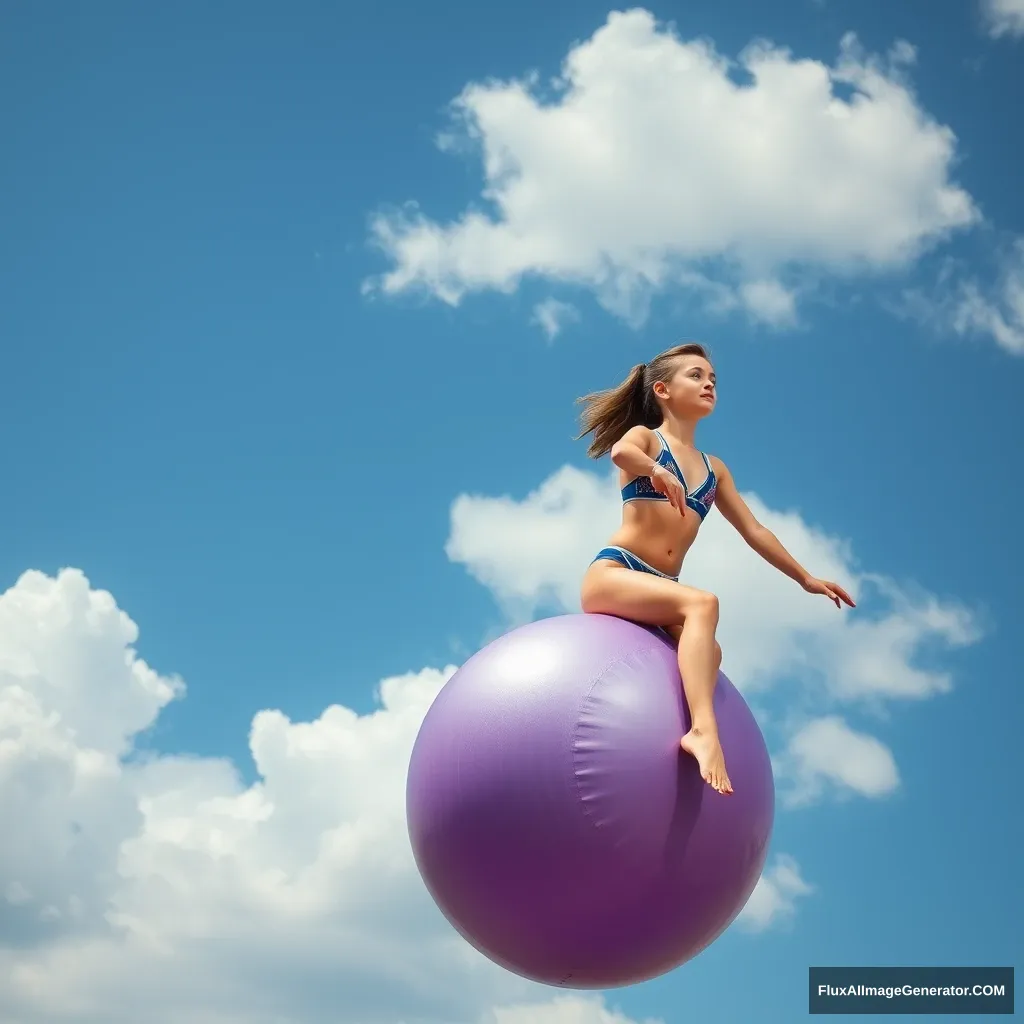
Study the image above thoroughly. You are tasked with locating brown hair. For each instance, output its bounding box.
[575,342,712,458]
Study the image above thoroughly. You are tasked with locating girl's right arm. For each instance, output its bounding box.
[611,426,686,515]
[610,426,660,477]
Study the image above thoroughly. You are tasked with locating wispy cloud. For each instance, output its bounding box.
[531,298,580,340]
[981,0,1024,38]
[899,239,1024,355]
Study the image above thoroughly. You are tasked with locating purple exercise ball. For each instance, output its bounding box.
[406,613,775,989]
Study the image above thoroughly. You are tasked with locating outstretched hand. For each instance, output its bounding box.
[802,577,855,609]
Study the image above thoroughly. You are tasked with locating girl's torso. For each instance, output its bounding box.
[607,429,718,577]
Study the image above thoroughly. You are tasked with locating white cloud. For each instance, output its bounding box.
[447,465,617,619]
[481,995,661,1024]
[736,855,814,932]
[899,239,1024,355]
[0,567,784,1023]
[776,715,900,807]
[981,0,1024,37]
[532,298,580,340]
[0,467,984,1016]
[0,568,539,1023]
[446,465,980,702]
[0,569,180,950]
[950,241,1024,354]
[443,457,979,935]
[366,10,977,327]
[739,280,798,328]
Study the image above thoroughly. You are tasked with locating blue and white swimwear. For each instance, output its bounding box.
[591,545,679,581]
[619,429,717,520]
[591,430,717,579]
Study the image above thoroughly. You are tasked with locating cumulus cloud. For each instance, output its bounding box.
[0,570,180,951]
[0,568,786,1023]
[981,0,1024,37]
[446,465,980,702]
[776,716,900,807]
[366,9,977,327]
[445,461,973,922]
[735,855,814,932]
[447,466,617,619]
[0,483,983,1015]
[443,452,979,920]
[0,568,538,1023]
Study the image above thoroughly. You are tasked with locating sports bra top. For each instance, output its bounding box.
[620,430,717,520]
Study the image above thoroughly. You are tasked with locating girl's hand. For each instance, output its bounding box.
[651,464,686,516]
[802,577,856,608]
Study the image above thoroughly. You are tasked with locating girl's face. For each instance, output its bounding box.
[656,357,717,417]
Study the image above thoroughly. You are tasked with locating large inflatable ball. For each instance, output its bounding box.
[406,613,775,988]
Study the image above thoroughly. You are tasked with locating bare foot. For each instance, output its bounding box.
[680,727,733,794]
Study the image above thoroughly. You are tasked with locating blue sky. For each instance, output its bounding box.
[0,0,1021,1022]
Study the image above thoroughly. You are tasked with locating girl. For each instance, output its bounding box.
[577,342,855,796]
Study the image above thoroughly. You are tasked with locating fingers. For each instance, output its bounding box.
[663,483,685,514]
[825,581,856,608]
[808,578,854,610]
[652,479,686,515]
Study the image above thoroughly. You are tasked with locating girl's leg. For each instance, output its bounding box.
[665,625,723,676]
[581,562,733,794]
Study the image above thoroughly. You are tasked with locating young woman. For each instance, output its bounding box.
[577,342,855,796]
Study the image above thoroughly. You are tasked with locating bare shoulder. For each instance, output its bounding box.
[614,424,658,454]
[708,455,740,493]
[708,454,731,478]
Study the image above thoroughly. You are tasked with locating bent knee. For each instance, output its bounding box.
[686,589,720,618]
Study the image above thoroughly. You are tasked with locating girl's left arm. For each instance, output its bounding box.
[711,457,855,609]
